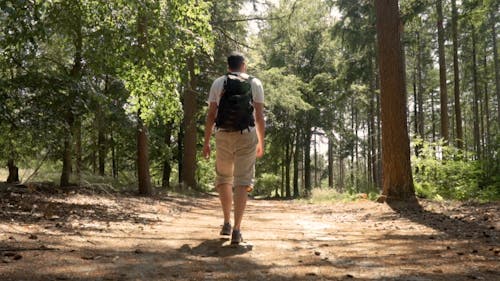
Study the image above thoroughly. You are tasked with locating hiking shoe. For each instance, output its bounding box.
[220,222,231,236]
[231,230,243,244]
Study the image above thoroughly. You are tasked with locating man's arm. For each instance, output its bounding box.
[254,102,265,158]
[203,102,218,159]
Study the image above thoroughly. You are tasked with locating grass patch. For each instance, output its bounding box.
[302,188,378,204]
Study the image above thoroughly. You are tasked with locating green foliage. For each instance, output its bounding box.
[195,151,216,191]
[306,188,370,203]
[412,139,499,201]
[254,173,280,197]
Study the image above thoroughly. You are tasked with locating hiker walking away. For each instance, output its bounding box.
[203,52,265,245]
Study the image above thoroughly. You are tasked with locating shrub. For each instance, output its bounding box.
[411,139,495,201]
[254,173,280,197]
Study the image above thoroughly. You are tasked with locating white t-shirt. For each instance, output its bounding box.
[208,72,264,105]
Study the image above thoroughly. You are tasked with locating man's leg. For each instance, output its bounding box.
[233,186,248,231]
[217,183,233,224]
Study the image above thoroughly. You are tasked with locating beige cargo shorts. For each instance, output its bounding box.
[215,129,258,188]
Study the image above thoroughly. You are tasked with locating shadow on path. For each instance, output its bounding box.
[180,238,253,257]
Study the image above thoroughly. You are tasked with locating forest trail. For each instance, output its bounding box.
[0,187,498,281]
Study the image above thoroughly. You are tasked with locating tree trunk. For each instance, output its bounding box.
[74,117,82,184]
[472,27,481,160]
[303,120,312,195]
[314,132,318,188]
[60,113,74,187]
[182,57,198,189]
[431,91,436,142]
[375,58,382,190]
[490,8,500,126]
[374,0,415,202]
[413,62,418,139]
[480,84,485,160]
[98,75,109,176]
[285,136,292,197]
[92,122,97,174]
[328,137,334,188]
[178,127,184,186]
[417,32,424,140]
[111,131,117,178]
[369,77,377,185]
[338,157,344,192]
[162,123,172,189]
[483,51,491,157]
[60,15,82,187]
[137,114,152,195]
[452,0,463,148]
[293,127,300,197]
[98,117,106,176]
[437,0,449,142]
[136,10,152,195]
[280,148,285,197]
[6,159,19,183]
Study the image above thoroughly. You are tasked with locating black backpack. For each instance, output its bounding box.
[215,73,255,132]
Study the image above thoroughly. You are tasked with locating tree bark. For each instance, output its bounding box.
[431,91,436,142]
[417,32,424,140]
[60,113,74,187]
[98,115,106,176]
[452,0,463,148]
[328,137,334,188]
[413,63,418,139]
[375,0,415,202]
[178,127,184,186]
[314,132,318,188]
[472,26,481,160]
[436,0,449,142]
[483,51,491,156]
[97,75,109,176]
[182,57,198,189]
[60,11,82,187]
[369,92,376,185]
[6,159,19,183]
[303,119,312,195]
[293,127,300,197]
[162,123,172,189]
[338,157,344,192]
[369,64,378,186]
[285,136,292,197]
[490,7,500,126]
[137,113,152,195]
[74,117,82,185]
[111,131,117,178]
[136,10,153,195]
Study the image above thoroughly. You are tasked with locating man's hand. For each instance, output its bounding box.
[256,142,264,158]
[203,143,211,159]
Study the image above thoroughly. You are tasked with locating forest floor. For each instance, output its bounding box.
[0,184,498,281]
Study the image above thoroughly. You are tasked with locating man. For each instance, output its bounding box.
[203,52,265,245]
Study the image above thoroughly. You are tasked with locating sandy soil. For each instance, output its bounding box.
[0,186,498,281]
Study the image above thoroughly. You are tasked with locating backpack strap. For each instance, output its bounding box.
[221,74,228,98]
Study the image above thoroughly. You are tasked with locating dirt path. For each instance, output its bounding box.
[0,188,498,281]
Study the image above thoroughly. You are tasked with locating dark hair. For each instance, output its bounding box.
[227,52,245,71]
